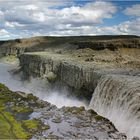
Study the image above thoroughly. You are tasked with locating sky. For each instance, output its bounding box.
[0,0,140,40]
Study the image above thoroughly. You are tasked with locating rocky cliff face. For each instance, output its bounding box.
[0,37,47,57]
[73,38,140,51]
[19,47,140,100]
[19,52,102,99]
[0,45,24,57]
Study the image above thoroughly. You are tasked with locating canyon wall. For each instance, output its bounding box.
[2,35,140,112]
[19,52,103,99]
[0,45,25,57]
[19,49,140,100]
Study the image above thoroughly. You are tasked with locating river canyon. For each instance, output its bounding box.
[0,36,140,139]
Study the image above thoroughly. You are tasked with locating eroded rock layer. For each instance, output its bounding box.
[19,47,140,99]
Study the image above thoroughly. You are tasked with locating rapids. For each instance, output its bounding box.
[89,75,140,138]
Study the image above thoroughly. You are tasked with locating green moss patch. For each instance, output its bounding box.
[22,119,40,132]
[87,109,97,116]
[22,119,50,133]
[0,83,45,139]
[11,105,33,113]
[95,115,105,121]
[0,111,31,139]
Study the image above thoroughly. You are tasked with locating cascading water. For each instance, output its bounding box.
[89,74,140,138]
[0,62,87,108]
[1,61,140,138]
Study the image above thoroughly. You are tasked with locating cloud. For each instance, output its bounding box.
[124,4,140,17]
[0,29,8,34]
[0,1,118,39]
[0,29,11,39]
[94,18,140,35]
[49,18,140,36]
[0,1,139,39]
[0,10,4,22]
[113,4,140,35]
[2,1,117,25]
[55,1,117,25]
[119,18,140,34]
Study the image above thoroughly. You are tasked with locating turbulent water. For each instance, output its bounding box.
[89,75,140,138]
[1,62,140,138]
[0,62,86,108]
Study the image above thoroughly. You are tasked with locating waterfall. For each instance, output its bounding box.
[89,74,140,138]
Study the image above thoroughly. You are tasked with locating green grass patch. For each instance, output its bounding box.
[0,111,31,139]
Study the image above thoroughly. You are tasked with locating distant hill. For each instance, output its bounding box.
[0,35,140,57]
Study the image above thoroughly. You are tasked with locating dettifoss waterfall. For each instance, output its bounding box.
[89,75,140,138]
[0,62,140,138]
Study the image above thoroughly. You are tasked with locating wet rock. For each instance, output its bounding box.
[45,72,57,82]
[47,134,63,139]
[42,124,50,130]
[87,109,97,116]
[16,91,28,98]
[27,93,38,101]
[52,115,62,123]
[132,137,140,140]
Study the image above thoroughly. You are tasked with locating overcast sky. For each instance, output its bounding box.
[0,0,140,40]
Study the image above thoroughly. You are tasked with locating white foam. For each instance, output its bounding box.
[89,75,140,138]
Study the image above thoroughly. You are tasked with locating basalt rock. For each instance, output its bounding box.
[45,72,57,82]
[19,52,102,99]
[19,49,140,100]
